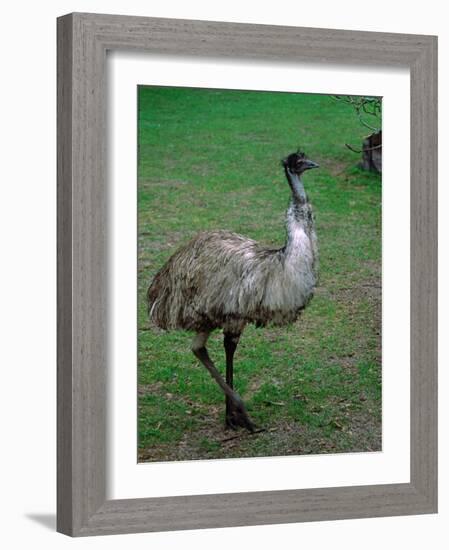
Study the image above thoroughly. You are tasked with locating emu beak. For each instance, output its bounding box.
[304,160,319,170]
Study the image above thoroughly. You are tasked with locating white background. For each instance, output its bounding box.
[0,1,445,549]
[109,55,410,498]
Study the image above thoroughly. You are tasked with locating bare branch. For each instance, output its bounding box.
[345,143,382,154]
[332,95,382,133]
[358,114,379,132]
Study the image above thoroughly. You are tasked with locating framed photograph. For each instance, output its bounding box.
[57,13,437,536]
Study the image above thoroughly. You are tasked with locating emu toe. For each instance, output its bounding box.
[225,401,256,433]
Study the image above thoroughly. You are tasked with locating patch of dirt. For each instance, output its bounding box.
[344,411,382,452]
[140,179,190,188]
[319,159,349,177]
[246,378,264,399]
[328,257,381,316]
[138,382,164,396]
[138,392,382,462]
[262,327,286,343]
[328,354,358,373]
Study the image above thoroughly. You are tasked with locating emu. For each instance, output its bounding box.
[147,151,319,432]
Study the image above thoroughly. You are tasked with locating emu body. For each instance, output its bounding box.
[147,152,319,431]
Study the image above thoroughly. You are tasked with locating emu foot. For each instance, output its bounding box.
[225,397,256,432]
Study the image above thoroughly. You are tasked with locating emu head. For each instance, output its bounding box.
[282,150,319,176]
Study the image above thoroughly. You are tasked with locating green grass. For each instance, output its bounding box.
[137,86,382,461]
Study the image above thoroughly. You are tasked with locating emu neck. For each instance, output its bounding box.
[284,171,312,256]
[285,200,309,248]
[286,170,308,204]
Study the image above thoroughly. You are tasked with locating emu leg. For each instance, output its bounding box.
[192,332,255,432]
[224,331,242,430]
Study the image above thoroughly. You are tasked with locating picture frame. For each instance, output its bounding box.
[57,12,437,536]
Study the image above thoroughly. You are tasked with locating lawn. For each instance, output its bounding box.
[137,86,382,461]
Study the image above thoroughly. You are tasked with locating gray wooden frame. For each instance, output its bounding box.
[57,12,438,537]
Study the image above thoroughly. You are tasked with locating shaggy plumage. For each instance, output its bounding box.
[146,151,319,431]
[148,223,316,333]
